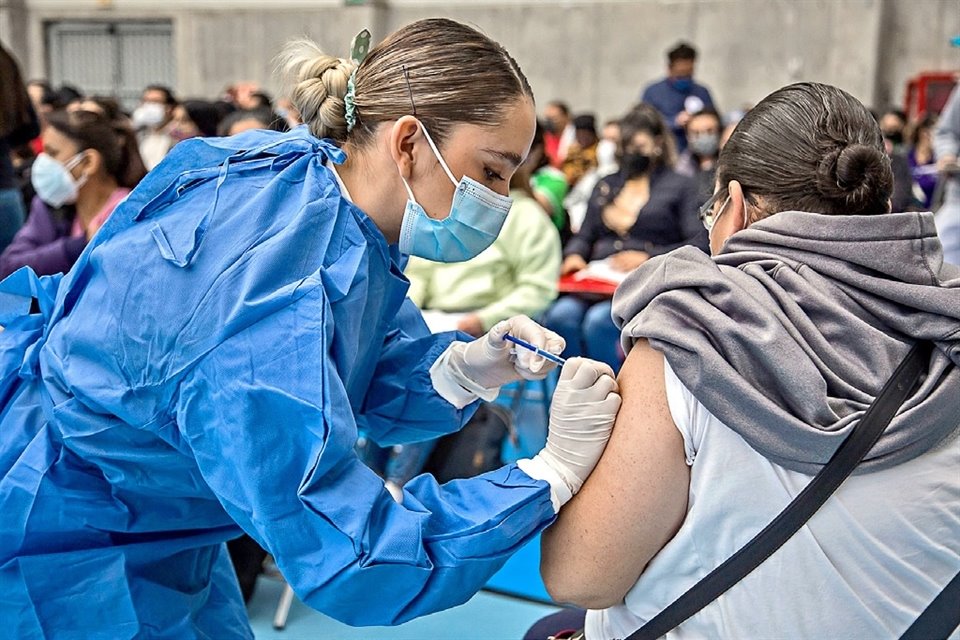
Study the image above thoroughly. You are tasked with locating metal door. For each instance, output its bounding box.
[47,20,174,110]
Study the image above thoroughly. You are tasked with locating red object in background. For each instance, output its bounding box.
[558,274,617,297]
[544,132,562,167]
[904,71,958,120]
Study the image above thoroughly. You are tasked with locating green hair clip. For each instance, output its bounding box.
[344,29,371,132]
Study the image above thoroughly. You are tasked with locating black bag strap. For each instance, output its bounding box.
[627,341,936,640]
[899,569,960,640]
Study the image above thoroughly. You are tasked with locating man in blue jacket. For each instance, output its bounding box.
[641,42,716,153]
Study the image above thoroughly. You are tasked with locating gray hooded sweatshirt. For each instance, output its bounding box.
[612,210,960,475]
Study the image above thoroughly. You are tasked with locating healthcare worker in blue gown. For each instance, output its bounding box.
[0,18,622,639]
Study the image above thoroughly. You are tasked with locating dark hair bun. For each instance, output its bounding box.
[815,143,893,215]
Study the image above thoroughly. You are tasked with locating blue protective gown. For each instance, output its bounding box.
[0,128,556,639]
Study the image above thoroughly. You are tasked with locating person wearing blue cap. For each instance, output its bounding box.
[0,19,621,638]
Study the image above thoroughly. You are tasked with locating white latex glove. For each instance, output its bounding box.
[518,357,621,511]
[444,315,565,396]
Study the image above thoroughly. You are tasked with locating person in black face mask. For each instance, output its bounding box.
[879,108,908,152]
[874,107,915,212]
[542,103,707,372]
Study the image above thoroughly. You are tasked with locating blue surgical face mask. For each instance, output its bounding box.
[31,152,88,208]
[671,76,694,92]
[688,132,720,157]
[397,120,513,263]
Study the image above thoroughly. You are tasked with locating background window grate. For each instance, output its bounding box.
[47,21,175,110]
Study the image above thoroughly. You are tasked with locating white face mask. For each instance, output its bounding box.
[132,101,167,130]
[30,152,88,208]
[706,192,753,252]
[688,132,720,158]
[596,139,618,170]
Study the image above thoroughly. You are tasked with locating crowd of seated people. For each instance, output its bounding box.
[4,37,957,620]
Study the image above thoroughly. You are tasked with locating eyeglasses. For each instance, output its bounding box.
[698,190,731,231]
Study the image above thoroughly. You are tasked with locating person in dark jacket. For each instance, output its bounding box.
[543,104,707,371]
[641,42,717,153]
[0,44,41,252]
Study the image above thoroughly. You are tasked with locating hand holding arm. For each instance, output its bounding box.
[519,357,621,510]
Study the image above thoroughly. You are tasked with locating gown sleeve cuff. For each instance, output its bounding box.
[517,455,572,513]
[429,343,500,408]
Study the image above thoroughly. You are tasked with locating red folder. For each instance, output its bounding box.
[558,274,618,297]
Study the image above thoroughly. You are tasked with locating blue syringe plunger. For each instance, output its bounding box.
[503,334,566,366]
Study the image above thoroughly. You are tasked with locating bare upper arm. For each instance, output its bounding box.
[540,339,691,608]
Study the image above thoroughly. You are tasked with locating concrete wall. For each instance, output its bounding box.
[876,0,960,108]
[386,0,893,122]
[0,0,30,68]
[2,0,958,123]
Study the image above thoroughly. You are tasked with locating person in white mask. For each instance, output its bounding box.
[132,84,177,170]
[676,108,723,207]
[564,119,621,233]
[0,108,146,277]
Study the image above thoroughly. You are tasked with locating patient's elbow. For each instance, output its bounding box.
[542,568,625,610]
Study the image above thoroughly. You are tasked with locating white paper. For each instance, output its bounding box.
[573,259,630,285]
[420,310,468,333]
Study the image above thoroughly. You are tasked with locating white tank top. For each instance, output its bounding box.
[586,362,960,640]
